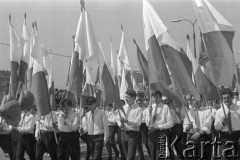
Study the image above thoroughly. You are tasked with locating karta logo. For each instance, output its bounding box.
[158,135,240,159]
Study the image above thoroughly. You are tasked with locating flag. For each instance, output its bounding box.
[18,13,29,85]
[193,0,235,88]
[26,23,36,90]
[82,64,95,97]
[84,10,99,85]
[142,2,171,87]
[110,37,118,83]
[118,26,133,99]
[131,71,139,92]
[43,54,56,111]
[31,35,50,116]
[185,37,195,84]
[68,8,86,99]
[143,0,200,100]
[9,15,21,97]
[134,39,148,86]
[67,51,83,98]
[187,38,219,100]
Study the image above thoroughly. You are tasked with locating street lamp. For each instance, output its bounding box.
[172,18,198,58]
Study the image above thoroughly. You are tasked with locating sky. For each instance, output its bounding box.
[0,0,240,89]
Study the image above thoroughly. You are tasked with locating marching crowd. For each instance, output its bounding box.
[0,86,240,160]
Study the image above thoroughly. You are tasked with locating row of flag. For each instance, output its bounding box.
[6,0,240,116]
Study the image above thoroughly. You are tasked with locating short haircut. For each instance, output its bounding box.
[220,88,233,97]
[125,90,136,99]
[151,90,162,97]
[136,92,145,98]
[86,96,97,105]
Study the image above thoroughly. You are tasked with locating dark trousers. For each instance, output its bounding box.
[148,129,171,160]
[137,123,150,160]
[57,132,80,160]
[117,126,126,160]
[88,134,104,160]
[121,130,139,160]
[218,131,240,160]
[36,131,58,160]
[11,129,20,160]
[106,125,119,159]
[80,133,91,160]
[15,133,36,160]
[170,124,184,159]
[0,134,13,160]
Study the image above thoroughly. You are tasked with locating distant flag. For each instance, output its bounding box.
[26,23,36,90]
[110,36,118,82]
[116,52,122,89]
[185,35,195,83]
[9,15,21,97]
[193,0,235,88]
[31,36,50,116]
[187,38,219,100]
[131,71,139,92]
[17,13,29,86]
[133,39,148,86]
[43,53,56,110]
[119,26,133,99]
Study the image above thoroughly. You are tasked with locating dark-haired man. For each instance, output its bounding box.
[116,90,142,160]
[135,92,150,159]
[215,88,240,160]
[57,99,80,160]
[145,90,173,160]
[183,97,212,160]
[82,96,109,160]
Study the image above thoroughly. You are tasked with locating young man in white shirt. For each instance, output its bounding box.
[57,99,80,160]
[82,96,109,160]
[15,108,36,160]
[35,111,58,160]
[135,92,150,159]
[145,90,173,160]
[116,90,142,160]
[183,97,212,160]
[105,103,119,160]
[214,88,240,160]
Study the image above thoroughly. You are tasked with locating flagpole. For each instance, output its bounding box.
[43,76,59,146]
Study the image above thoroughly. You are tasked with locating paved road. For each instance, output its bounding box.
[4,141,151,160]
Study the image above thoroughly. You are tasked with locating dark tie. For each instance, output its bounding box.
[91,111,94,135]
[194,110,201,132]
[228,107,233,134]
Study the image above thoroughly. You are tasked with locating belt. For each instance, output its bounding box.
[20,132,34,136]
[125,130,139,134]
[88,134,104,138]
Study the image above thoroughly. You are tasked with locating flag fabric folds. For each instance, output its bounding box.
[43,54,56,111]
[31,35,50,116]
[134,40,148,86]
[193,0,235,88]
[19,13,29,85]
[143,0,196,101]
[187,38,219,100]
[9,15,21,97]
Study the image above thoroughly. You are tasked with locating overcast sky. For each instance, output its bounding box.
[0,0,240,88]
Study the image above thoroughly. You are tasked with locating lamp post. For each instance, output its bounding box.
[172,18,198,58]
